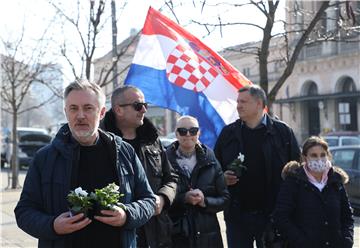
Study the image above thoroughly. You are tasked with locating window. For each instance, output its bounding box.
[341,137,360,146]
[332,149,355,169]
[325,137,339,147]
[242,68,250,77]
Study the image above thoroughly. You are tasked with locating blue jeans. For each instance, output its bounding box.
[225,210,268,248]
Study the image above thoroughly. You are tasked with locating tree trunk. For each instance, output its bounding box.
[259,1,276,112]
[86,58,91,80]
[111,0,118,89]
[11,111,19,189]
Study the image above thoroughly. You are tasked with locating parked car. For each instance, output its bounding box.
[3,127,52,169]
[323,132,360,147]
[325,136,360,147]
[330,145,360,214]
[1,128,11,168]
[159,137,176,148]
[159,132,177,148]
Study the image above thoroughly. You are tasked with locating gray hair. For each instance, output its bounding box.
[64,79,105,107]
[111,85,143,108]
[239,84,267,108]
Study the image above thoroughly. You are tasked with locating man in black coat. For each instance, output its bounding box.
[101,85,178,248]
[214,84,301,248]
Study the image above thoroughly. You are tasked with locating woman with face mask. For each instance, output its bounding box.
[273,136,354,248]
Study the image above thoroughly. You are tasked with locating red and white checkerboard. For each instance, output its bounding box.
[166,45,219,92]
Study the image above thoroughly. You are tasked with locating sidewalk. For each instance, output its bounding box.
[1,168,359,247]
[1,169,37,247]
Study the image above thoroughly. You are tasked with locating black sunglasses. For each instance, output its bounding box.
[119,102,148,111]
[176,127,199,136]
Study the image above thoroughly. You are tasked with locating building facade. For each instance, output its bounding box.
[221,1,360,143]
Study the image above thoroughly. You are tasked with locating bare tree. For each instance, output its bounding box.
[94,31,140,88]
[164,0,359,112]
[0,32,61,189]
[50,0,134,87]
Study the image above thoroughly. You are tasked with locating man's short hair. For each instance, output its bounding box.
[64,79,105,107]
[111,85,142,108]
[238,84,267,108]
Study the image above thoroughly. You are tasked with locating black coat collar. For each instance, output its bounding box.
[101,109,159,144]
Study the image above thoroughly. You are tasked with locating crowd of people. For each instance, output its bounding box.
[14,80,354,248]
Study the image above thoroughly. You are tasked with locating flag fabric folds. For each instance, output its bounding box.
[125,7,251,148]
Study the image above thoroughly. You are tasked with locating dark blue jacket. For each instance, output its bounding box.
[14,124,156,248]
[274,162,354,248]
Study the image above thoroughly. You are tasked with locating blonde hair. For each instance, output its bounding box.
[176,115,199,128]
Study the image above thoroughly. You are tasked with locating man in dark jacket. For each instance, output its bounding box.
[15,80,156,248]
[101,85,178,248]
[214,84,301,248]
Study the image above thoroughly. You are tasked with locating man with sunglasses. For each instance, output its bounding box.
[101,85,178,248]
[214,84,300,248]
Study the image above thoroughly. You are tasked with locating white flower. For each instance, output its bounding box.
[74,187,88,197]
[237,152,245,162]
[112,184,119,191]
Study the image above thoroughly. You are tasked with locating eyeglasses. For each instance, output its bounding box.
[176,127,199,136]
[118,102,148,111]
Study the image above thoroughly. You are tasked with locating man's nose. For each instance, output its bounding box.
[76,110,85,118]
[140,105,147,113]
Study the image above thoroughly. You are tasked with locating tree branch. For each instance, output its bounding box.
[268,1,331,101]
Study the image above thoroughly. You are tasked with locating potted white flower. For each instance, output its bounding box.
[67,187,93,217]
[90,183,126,215]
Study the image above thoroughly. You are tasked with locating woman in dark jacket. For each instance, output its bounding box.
[274,136,354,248]
[166,115,230,248]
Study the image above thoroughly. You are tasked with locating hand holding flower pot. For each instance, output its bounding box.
[90,183,126,216]
[227,152,247,178]
[67,187,92,217]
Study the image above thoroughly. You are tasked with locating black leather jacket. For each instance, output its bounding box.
[214,114,301,214]
[101,110,178,248]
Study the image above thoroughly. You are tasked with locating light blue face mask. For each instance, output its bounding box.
[307,158,330,173]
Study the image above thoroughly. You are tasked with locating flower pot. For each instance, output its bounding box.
[69,208,89,220]
[228,165,247,178]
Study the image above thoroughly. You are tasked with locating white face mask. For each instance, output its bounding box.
[307,159,331,173]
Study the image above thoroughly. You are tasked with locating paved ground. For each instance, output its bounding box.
[1,168,359,247]
[1,169,37,247]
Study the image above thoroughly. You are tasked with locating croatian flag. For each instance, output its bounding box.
[125,7,251,148]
